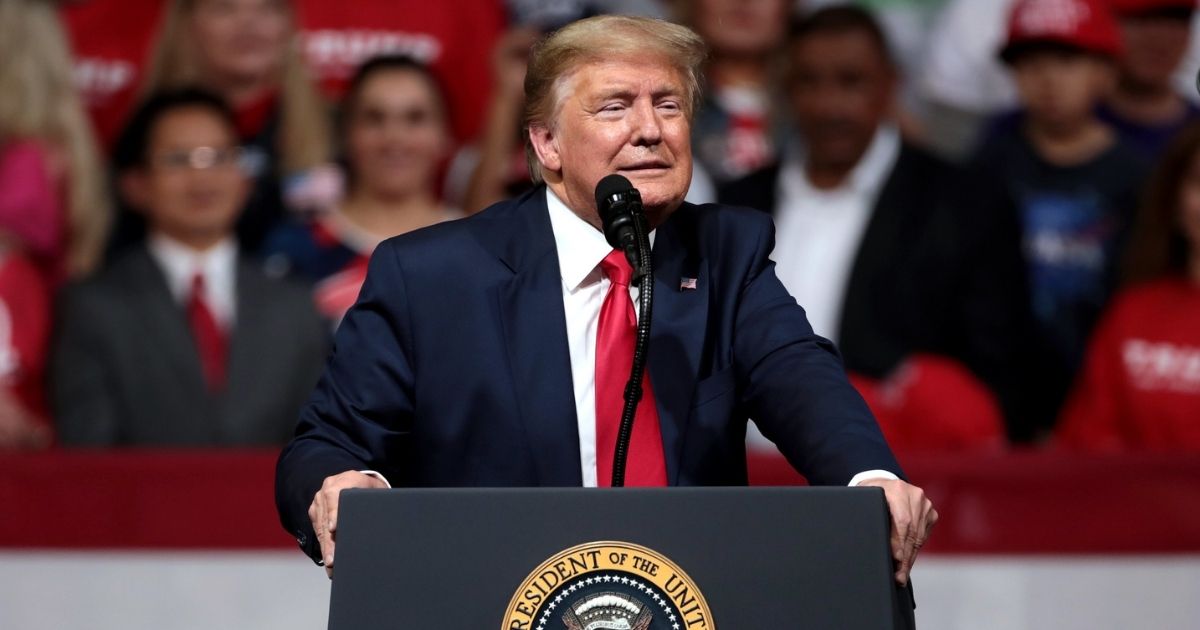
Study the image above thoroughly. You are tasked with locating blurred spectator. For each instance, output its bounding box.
[0,0,112,280]
[0,250,52,449]
[111,0,336,256]
[1056,121,1200,450]
[295,0,506,143]
[681,0,792,185]
[60,0,166,150]
[446,26,540,214]
[973,0,1149,437]
[263,56,458,324]
[1099,0,1200,159]
[52,90,326,446]
[721,5,1032,439]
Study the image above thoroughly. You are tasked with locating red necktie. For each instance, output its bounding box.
[187,272,227,392]
[595,249,667,487]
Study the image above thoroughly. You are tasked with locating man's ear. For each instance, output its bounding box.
[118,169,151,215]
[527,123,561,175]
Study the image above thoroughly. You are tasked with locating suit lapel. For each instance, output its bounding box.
[220,259,267,435]
[484,190,583,486]
[648,206,709,485]
[839,147,908,342]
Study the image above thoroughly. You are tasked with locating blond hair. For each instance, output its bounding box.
[0,0,111,276]
[142,0,331,173]
[523,15,707,183]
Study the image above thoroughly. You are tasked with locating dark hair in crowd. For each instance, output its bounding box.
[113,87,238,172]
[1123,120,1200,285]
[339,54,450,132]
[788,5,894,67]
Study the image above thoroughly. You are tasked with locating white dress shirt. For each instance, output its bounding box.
[546,188,652,487]
[146,233,238,330]
[772,125,901,343]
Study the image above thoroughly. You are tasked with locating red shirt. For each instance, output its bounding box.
[1057,278,1200,451]
[296,0,505,142]
[60,0,165,150]
[0,252,51,424]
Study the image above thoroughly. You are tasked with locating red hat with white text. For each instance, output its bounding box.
[1001,0,1124,62]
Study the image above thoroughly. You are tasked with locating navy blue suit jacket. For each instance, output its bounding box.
[276,187,901,562]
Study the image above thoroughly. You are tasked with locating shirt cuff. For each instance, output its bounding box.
[848,469,900,487]
[359,470,392,488]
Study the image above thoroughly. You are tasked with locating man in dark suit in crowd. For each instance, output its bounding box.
[720,6,1032,438]
[276,15,936,584]
[52,90,327,446]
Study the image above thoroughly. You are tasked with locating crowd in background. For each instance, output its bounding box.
[1,0,1198,454]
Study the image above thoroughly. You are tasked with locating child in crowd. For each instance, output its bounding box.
[973,0,1149,437]
[1057,121,1200,450]
[1100,0,1200,160]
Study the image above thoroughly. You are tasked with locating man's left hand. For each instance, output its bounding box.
[858,478,937,586]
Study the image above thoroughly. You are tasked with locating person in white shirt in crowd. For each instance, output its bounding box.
[51,89,326,446]
[721,5,1033,442]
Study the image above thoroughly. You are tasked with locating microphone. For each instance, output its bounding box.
[595,174,644,273]
[593,174,655,487]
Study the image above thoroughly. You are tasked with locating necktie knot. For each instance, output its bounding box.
[600,249,633,287]
[190,271,206,298]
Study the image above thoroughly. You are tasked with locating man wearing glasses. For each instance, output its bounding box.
[51,89,327,446]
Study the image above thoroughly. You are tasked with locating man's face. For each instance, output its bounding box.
[125,107,248,244]
[1118,14,1192,91]
[529,58,693,228]
[787,30,894,175]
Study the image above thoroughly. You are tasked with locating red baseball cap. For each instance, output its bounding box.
[850,355,1006,452]
[1107,0,1196,16]
[1001,0,1124,62]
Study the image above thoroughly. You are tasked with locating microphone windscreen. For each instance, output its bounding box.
[595,174,634,211]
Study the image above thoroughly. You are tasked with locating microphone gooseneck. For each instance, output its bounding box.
[594,174,655,488]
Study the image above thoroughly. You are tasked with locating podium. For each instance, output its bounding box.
[328,487,916,629]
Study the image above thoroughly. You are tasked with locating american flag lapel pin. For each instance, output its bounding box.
[680,277,698,291]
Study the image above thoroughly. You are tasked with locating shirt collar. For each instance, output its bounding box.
[546,187,613,292]
[147,232,238,301]
[784,124,901,196]
[544,187,658,292]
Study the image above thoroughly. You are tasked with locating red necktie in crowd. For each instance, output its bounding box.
[594,249,667,487]
[187,272,227,392]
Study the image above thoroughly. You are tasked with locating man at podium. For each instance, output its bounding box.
[275,14,937,586]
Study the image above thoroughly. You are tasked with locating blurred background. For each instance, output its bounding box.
[1,0,1198,628]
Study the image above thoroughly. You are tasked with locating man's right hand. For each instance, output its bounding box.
[308,471,388,578]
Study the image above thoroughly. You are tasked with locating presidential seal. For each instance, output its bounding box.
[502,541,714,630]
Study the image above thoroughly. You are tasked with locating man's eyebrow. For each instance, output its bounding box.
[593,87,637,101]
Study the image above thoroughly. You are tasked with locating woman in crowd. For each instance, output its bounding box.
[0,0,111,280]
[263,55,457,324]
[1057,121,1200,451]
[125,0,334,254]
[0,0,112,448]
